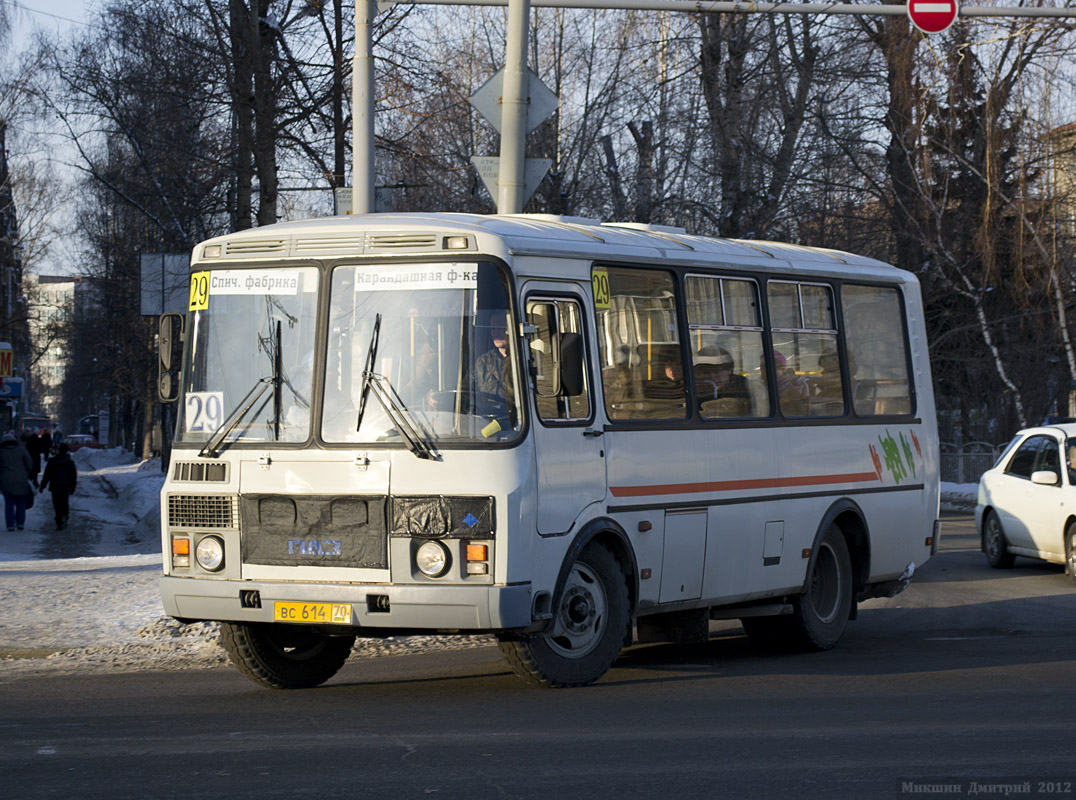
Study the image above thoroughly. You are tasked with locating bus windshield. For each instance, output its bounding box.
[176,267,320,445]
[321,261,522,446]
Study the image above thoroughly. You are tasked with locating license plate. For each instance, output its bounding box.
[274,602,352,624]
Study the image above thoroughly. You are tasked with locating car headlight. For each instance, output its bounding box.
[415,540,449,577]
[195,535,225,572]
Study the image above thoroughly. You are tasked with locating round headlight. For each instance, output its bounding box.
[415,540,449,577]
[195,535,225,572]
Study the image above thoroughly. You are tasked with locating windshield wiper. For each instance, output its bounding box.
[200,320,286,458]
[355,314,437,460]
[356,314,381,432]
[199,376,273,458]
[270,320,282,441]
[362,373,438,460]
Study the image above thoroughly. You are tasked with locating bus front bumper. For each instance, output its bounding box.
[159,576,534,631]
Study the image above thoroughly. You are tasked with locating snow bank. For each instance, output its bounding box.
[941,481,978,512]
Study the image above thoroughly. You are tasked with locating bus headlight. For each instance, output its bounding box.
[195,535,225,572]
[415,540,450,577]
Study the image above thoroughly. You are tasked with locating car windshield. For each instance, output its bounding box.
[321,261,522,446]
[175,267,319,446]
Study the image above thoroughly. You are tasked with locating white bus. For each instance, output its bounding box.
[158,213,940,689]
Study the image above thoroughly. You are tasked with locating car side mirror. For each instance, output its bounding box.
[1031,470,1059,486]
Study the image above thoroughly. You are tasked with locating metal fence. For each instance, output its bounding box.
[939,441,1004,485]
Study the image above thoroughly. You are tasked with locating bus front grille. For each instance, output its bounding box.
[168,495,239,529]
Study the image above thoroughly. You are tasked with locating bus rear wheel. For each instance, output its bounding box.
[742,525,853,652]
[220,622,355,689]
[497,542,629,688]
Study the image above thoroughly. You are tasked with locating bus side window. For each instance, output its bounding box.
[768,281,844,418]
[684,275,769,419]
[593,268,688,421]
[526,298,591,423]
[842,284,913,416]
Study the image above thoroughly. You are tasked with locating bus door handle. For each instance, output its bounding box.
[583,428,604,438]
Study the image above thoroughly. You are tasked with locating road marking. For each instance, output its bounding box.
[924,636,1002,641]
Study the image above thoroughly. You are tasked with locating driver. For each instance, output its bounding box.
[474,311,516,425]
[475,312,511,396]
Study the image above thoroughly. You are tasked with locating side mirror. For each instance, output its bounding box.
[559,332,585,397]
[1031,470,1059,486]
[158,312,185,403]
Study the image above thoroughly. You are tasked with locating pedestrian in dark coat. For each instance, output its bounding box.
[0,431,34,531]
[40,443,77,531]
[25,430,42,485]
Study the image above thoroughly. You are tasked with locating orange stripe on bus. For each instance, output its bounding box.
[609,471,881,498]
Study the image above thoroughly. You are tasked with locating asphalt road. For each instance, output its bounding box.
[3,513,1075,800]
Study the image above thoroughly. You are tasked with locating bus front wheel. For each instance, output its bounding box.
[497,542,629,688]
[742,525,853,652]
[220,622,355,689]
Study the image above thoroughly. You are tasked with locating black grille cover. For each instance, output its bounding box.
[240,495,388,568]
[390,496,494,538]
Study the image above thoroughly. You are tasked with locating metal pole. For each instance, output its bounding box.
[353,0,377,214]
[498,0,531,215]
[393,0,1076,17]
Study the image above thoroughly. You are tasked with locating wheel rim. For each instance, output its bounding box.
[808,541,843,625]
[985,517,1001,560]
[1069,530,1076,575]
[548,562,608,658]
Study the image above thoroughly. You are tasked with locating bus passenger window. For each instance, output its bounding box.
[526,298,591,422]
[768,281,844,417]
[842,284,912,416]
[684,275,768,418]
[593,267,687,420]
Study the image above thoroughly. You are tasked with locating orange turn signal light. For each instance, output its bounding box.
[172,537,190,555]
[466,544,488,562]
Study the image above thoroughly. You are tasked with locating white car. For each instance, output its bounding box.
[976,423,1076,580]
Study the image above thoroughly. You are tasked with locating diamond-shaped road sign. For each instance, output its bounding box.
[469,67,559,136]
[470,156,552,204]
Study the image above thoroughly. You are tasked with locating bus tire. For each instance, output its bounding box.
[220,622,355,690]
[496,543,628,688]
[741,525,852,652]
[983,511,1016,569]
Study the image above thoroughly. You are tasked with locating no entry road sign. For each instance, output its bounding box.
[907,0,959,34]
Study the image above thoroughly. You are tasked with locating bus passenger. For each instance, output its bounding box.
[775,351,809,416]
[695,347,750,417]
[811,352,844,415]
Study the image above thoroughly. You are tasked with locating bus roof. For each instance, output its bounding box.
[192,213,908,283]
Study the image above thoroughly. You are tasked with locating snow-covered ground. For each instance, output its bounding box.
[0,448,229,676]
[0,447,980,677]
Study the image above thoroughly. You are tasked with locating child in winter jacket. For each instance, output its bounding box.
[40,443,77,530]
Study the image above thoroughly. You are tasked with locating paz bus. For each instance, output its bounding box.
[157,212,939,689]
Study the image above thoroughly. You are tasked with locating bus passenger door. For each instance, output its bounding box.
[524,290,605,534]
